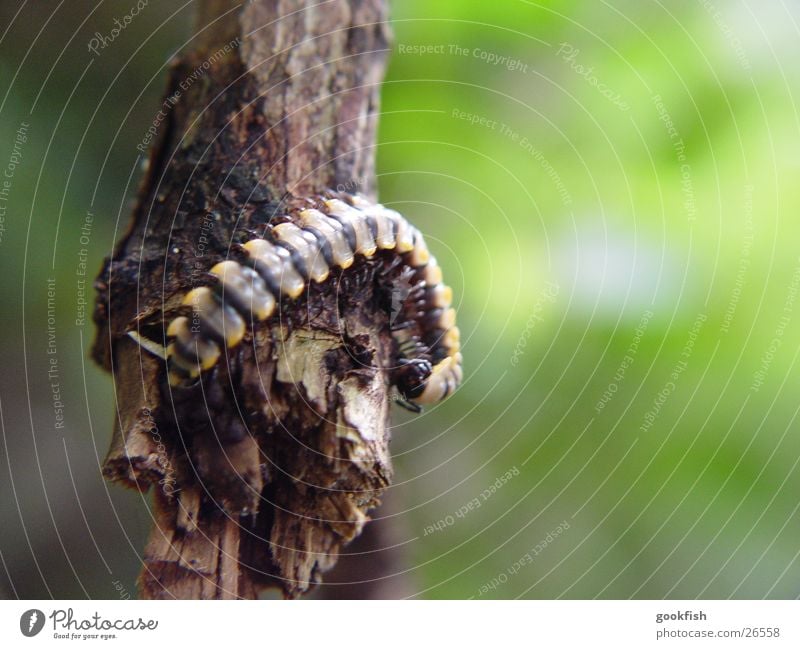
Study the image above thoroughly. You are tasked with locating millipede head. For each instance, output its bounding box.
[392,356,433,401]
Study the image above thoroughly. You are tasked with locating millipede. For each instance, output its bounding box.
[129,192,463,408]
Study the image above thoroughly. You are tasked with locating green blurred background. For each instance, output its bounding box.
[2,0,800,599]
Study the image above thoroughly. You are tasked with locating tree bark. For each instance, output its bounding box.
[93,0,392,599]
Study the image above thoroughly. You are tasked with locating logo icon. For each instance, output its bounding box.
[20,609,45,637]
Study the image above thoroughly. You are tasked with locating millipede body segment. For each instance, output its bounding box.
[142,193,462,406]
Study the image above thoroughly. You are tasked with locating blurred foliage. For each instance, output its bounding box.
[2,0,800,599]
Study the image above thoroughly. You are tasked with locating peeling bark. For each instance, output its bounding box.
[94,0,392,599]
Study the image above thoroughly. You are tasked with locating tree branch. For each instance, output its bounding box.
[94,0,392,599]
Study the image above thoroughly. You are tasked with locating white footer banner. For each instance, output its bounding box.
[1,600,796,647]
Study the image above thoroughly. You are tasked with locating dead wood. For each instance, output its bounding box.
[93,0,393,599]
